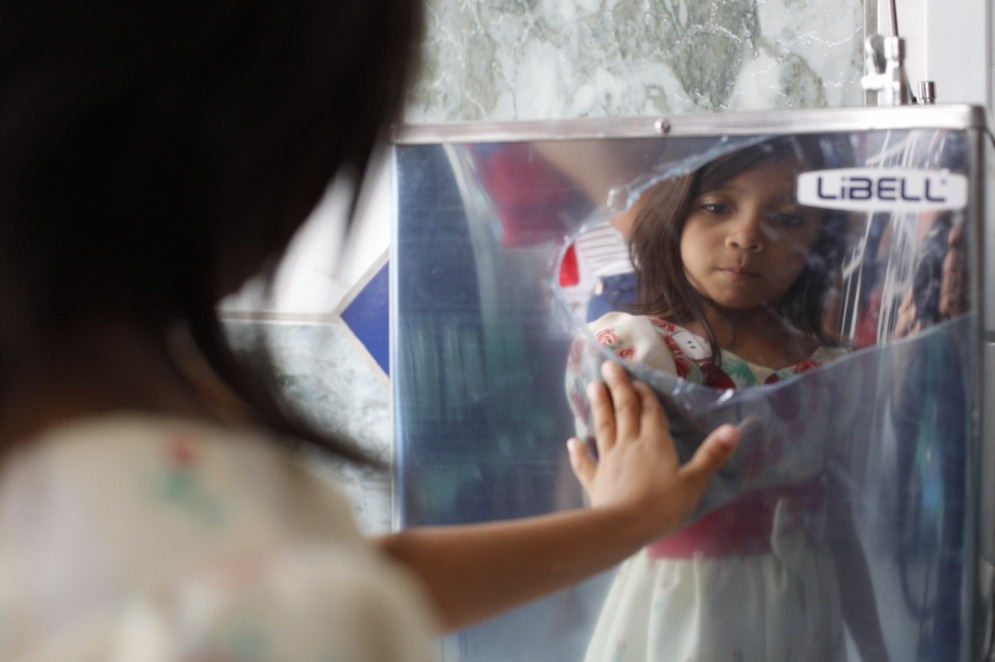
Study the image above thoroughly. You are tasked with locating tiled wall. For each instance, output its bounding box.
[224,0,869,535]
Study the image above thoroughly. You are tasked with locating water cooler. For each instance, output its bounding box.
[391,104,993,661]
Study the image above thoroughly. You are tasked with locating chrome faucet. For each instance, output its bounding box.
[861,34,911,106]
[861,30,937,106]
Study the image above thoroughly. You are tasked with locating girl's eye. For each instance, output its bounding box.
[772,212,805,227]
[701,202,730,215]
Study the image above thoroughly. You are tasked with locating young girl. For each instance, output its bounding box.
[567,137,889,662]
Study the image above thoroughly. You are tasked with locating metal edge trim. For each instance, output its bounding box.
[392,104,987,144]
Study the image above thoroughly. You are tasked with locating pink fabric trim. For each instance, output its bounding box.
[647,477,824,559]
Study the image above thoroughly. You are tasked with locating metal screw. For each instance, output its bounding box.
[655,118,671,135]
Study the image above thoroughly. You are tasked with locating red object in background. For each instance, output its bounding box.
[558,244,579,287]
[853,290,882,350]
[470,144,573,247]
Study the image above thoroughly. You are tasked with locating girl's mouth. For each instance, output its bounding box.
[717,267,761,281]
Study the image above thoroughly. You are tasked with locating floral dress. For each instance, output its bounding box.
[0,414,437,662]
[567,312,848,662]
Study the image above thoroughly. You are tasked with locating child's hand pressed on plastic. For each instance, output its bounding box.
[939,221,965,319]
[567,361,739,542]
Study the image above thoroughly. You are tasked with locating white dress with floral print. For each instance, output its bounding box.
[0,415,438,662]
[573,312,847,662]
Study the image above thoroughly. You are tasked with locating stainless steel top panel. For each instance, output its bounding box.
[393,104,988,144]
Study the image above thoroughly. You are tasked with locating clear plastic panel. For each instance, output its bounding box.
[392,120,982,662]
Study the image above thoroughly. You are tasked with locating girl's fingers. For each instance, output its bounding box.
[680,423,740,486]
[939,246,965,317]
[948,220,963,246]
[893,290,917,338]
[586,380,616,458]
[566,437,595,490]
[939,222,965,318]
[631,380,667,434]
[599,361,640,443]
[899,289,914,312]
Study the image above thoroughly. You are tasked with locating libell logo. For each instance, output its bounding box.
[796,168,968,212]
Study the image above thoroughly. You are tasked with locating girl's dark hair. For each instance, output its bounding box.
[628,136,849,360]
[0,0,421,463]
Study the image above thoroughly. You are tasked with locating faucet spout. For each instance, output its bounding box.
[861,35,910,106]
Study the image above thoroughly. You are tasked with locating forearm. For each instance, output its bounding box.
[373,504,653,632]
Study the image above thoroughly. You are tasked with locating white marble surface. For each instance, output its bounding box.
[224,320,394,534]
[405,0,865,123]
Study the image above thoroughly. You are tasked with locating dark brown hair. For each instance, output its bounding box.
[0,0,421,463]
[628,136,848,358]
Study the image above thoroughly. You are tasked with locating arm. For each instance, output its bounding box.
[938,220,965,319]
[374,361,739,632]
[894,216,966,339]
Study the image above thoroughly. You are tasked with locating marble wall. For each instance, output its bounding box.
[226,319,394,532]
[406,0,865,122]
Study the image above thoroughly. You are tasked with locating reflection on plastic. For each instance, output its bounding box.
[392,116,984,662]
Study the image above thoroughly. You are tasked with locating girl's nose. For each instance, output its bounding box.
[725,213,765,252]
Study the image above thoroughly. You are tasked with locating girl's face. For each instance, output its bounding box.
[679,157,824,313]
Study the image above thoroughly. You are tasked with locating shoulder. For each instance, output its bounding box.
[4,413,360,541]
[1,415,437,661]
[587,312,707,373]
[588,311,661,354]
[1,415,427,661]
[588,311,681,337]
[15,544,437,662]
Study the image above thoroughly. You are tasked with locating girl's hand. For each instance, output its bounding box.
[939,220,965,319]
[567,361,739,541]
[895,220,965,339]
[378,361,739,631]
[893,289,921,338]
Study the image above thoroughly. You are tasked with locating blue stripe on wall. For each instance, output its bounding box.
[341,259,390,376]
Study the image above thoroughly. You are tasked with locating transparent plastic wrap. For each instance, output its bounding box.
[392,107,988,662]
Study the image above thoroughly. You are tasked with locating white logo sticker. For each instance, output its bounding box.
[796,168,968,212]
